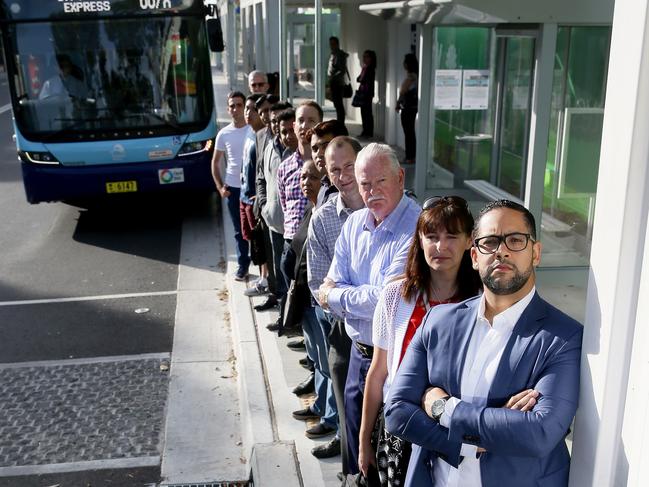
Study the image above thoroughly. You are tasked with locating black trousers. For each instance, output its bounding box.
[400,108,417,161]
[331,84,346,126]
[360,103,373,137]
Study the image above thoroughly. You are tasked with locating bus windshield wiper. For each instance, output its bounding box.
[143,109,182,130]
[41,115,114,140]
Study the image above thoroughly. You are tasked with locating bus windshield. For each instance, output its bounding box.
[7,16,213,141]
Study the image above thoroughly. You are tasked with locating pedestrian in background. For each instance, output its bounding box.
[396,53,418,165]
[355,50,376,139]
[327,37,349,129]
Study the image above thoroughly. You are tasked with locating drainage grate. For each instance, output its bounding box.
[161,483,251,487]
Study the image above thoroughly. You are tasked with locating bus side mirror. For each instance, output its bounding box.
[206,18,224,52]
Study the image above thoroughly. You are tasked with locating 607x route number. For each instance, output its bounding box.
[140,0,172,9]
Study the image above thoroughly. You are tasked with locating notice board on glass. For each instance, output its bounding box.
[557,107,605,198]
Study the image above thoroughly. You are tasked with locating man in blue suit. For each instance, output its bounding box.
[385,199,582,487]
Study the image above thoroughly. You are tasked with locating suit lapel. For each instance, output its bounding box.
[488,293,547,401]
[447,301,479,396]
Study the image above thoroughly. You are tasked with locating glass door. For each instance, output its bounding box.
[428,27,536,204]
[492,34,536,200]
[287,12,316,100]
[286,9,340,104]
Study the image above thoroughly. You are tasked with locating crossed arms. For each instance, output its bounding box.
[384,325,583,467]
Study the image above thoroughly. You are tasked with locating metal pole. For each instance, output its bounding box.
[278,0,287,99]
[315,0,323,104]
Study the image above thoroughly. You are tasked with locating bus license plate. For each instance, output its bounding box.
[106,181,137,193]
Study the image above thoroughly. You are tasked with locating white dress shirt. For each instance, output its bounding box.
[433,287,536,487]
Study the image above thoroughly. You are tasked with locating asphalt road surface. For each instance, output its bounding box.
[0,74,216,486]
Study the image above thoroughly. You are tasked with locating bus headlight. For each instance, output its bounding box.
[23,151,60,165]
[177,139,213,156]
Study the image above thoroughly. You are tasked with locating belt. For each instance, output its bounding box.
[354,341,374,359]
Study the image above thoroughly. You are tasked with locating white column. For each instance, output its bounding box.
[569,2,649,486]
[619,211,649,486]
[278,0,287,98]
[415,24,434,198]
[524,23,557,221]
[264,0,280,72]
[226,0,237,89]
[253,3,265,71]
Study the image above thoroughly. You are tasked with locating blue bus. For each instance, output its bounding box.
[0,0,218,203]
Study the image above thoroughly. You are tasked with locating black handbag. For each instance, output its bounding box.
[343,68,353,98]
[351,90,366,107]
[249,220,266,266]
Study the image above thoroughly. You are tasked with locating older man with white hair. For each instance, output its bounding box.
[319,143,420,481]
[248,70,269,94]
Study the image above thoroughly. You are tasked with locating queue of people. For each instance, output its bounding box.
[211,81,583,487]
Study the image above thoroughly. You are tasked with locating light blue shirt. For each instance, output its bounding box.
[326,194,421,344]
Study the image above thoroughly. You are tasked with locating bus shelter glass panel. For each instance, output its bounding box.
[428,27,535,208]
[496,36,535,199]
[429,27,493,193]
[542,26,611,267]
[286,8,339,104]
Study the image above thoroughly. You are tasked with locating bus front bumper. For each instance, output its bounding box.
[21,153,214,204]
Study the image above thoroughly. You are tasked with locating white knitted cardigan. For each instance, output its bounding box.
[372,278,417,400]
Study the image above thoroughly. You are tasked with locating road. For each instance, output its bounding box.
[0,74,215,486]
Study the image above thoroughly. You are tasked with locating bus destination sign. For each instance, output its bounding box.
[1,0,197,20]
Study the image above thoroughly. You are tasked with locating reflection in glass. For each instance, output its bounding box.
[8,16,212,140]
[542,26,610,266]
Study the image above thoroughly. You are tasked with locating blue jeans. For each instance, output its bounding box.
[225,187,250,271]
[314,306,339,431]
[303,306,337,428]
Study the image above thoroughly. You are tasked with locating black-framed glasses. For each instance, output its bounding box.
[474,233,535,254]
[422,195,469,210]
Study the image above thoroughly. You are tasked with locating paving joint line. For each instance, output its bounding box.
[0,290,178,307]
[0,456,160,477]
[247,295,280,443]
[0,352,171,369]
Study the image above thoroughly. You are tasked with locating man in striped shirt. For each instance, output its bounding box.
[275,101,323,310]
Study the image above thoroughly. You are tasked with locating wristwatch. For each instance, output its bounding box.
[430,395,450,422]
[321,287,331,308]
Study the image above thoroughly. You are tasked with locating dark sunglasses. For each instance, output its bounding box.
[422,195,469,210]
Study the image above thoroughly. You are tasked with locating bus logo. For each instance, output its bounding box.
[158,168,185,184]
[111,144,125,161]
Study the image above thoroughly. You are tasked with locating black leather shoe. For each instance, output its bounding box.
[299,356,314,371]
[306,423,336,439]
[254,296,278,311]
[287,338,305,350]
[266,318,282,332]
[312,437,341,458]
[292,407,321,421]
[292,373,314,395]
